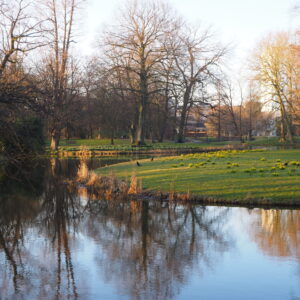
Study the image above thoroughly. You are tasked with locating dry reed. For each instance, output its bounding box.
[128,175,138,194]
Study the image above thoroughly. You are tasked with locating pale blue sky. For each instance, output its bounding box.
[79,0,298,73]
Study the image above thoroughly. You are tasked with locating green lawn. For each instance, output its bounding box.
[96,149,300,203]
[245,136,300,146]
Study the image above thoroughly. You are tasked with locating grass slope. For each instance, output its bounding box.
[97,149,300,203]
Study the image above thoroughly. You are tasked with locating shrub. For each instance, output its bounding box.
[0,117,45,156]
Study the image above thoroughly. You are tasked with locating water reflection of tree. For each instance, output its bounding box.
[84,200,231,300]
[0,158,46,197]
[0,158,233,300]
[250,209,300,260]
[0,158,82,299]
[0,201,27,293]
[37,158,82,299]
[0,159,44,294]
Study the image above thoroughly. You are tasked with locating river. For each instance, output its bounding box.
[0,158,299,300]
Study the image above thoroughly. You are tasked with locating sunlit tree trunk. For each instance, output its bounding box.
[177,89,191,143]
[136,69,148,145]
[50,129,60,151]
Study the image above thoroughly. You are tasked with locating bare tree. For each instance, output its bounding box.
[171,25,226,142]
[0,0,44,79]
[103,0,177,145]
[155,57,177,142]
[251,33,296,143]
[0,0,45,111]
[0,0,47,157]
[221,80,243,141]
[38,0,82,151]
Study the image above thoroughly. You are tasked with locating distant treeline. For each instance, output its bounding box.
[1,0,299,156]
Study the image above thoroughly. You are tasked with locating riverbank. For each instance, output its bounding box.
[96,149,300,206]
[47,137,300,157]
[54,144,249,157]
[50,138,240,156]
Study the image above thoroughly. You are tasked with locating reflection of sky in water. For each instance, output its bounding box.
[1,159,300,300]
[178,213,299,300]
[67,207,300,300]
[1,204,300,300]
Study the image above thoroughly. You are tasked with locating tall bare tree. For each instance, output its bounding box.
[221,80,243,141]
[103,0,177,145]
[171,25,226,142]
[251,33,296,143]
[39,0,82,151]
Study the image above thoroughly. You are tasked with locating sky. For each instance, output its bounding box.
[79,0,298,76]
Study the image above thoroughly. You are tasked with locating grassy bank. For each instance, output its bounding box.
[47,138,245,157]
[244,136,300,147]
[96,149,300,205]
[51,137,300,152]
[55,138,239,152]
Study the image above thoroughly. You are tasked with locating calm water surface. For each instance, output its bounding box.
[0,158,299,300]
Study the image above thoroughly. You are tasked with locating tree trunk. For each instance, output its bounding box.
[50,128,60,151]
[283,109,294,144]
[89,125,93,139]
[129,123,136,145]
[248,130,252,141]
[158,110,166,143]
[158,128,165,143]
[285,118,294,144]
[110,126,114,145]
[159,87,170,143]
[177,110,186,143]
[177,89,190,143]
[136,69,148,146]
[239,105,244,143]
[217,101,221,142]
[279,99,294,143]
[278,104,286,142]
[136,102,146,145]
